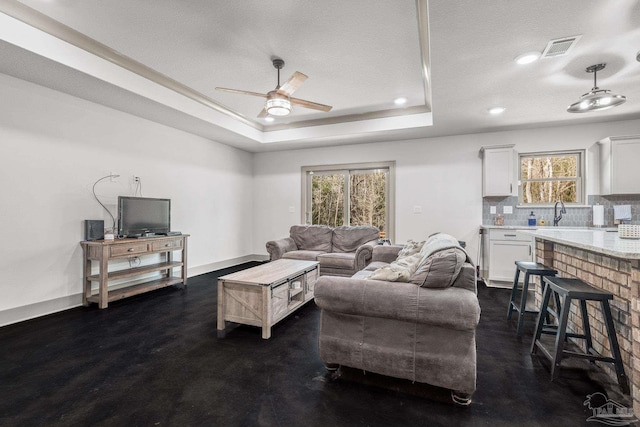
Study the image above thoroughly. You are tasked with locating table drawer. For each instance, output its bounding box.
[110,242,148,257]
[489,229,530,241]
[151,239,183,251]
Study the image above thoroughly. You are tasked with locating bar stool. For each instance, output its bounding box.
[531,276,630,394]
[507,261,557,336]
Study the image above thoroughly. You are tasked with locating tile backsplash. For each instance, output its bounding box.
[482,195,640,227]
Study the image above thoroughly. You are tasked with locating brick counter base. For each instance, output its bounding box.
[534,238,640,412]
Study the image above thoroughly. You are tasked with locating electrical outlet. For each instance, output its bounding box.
[133,176,140,184]
[503,206,513,214]
[413,205,422,214]
[490,206,497,214]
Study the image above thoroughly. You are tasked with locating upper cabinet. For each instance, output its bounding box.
[597,136,640,195]
[481,145,516,197]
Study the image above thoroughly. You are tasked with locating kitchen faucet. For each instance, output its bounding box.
[553,201,567,226]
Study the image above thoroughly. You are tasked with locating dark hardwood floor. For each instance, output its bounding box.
[0,262,630,426]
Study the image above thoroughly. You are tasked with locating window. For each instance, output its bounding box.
[302,162,395,240]
[519,150,584,205]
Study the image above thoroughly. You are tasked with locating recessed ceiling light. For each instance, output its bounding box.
[264,116,275,122]
[488,107,506,115]
[514,51,541,65]
[394,97,408,105]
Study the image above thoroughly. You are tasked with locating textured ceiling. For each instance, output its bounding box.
[1,0,639,152]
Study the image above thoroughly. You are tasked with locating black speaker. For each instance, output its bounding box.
[84,220,104,241]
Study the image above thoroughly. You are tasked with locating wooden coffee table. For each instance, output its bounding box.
[217,259,319,339]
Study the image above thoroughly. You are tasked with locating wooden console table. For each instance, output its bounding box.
[80,234,189,308]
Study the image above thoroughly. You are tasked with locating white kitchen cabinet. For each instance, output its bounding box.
[486,229,534,287]
[597,136,640,195]
[481,145,516,197]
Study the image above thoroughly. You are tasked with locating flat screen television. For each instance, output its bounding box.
[118,196,171,237]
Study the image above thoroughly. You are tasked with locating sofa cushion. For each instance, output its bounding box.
[332,225,379,253]
[410,247,466,288]
[368,253,421,282]
[317,252,356,270]
[282,250,326,261]
[289,225,333,252]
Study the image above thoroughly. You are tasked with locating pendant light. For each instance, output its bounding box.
[567,64,626,113]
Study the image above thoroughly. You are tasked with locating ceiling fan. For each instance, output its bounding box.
[215,58,332,118]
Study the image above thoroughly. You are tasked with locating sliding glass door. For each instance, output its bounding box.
[303,162,394,239]
[309,171,346,227]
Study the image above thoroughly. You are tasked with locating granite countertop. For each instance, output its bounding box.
[518,228,640,260]
[480,225,618,231]
[481,225,535,230]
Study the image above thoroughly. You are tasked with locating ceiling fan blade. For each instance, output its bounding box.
[290,97,333,112]
[257,108,269,118]
[277,71,308,97]
[215,87,268,98]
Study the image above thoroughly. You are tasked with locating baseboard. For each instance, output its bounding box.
[0,254,270,328]
[187,254,268,276]
[0,294,83,328]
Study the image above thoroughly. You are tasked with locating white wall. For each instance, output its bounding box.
[0,73,254,324]
[2,68,639,326]
[252,118,640,262]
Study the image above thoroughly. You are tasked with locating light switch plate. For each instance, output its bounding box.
[490,206,497,214]
[503,206,513,214]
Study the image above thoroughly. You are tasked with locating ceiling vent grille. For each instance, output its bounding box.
[541,35,582,58]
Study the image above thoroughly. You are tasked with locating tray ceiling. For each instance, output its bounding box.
[1,0,639,152]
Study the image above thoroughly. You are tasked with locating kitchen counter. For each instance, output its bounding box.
[519,228,640,259]
[481,224,618,231]
[523,227,640,410]
[481,225,535,230]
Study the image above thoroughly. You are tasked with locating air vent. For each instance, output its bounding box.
[541,35,581,58]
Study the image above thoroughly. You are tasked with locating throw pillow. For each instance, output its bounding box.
[410,248,465,288]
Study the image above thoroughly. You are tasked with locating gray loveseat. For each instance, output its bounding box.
[314,233,481,403]
[266,225,379,277]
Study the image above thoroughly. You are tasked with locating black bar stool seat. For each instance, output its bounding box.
[531,276,629,394]
[507,261,557,336]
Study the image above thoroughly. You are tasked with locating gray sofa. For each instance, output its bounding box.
[266,225,380,277]
[314,233,481,403]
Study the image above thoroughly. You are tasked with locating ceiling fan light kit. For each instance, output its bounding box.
[265,96,291,116]
[567,63,626,113]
